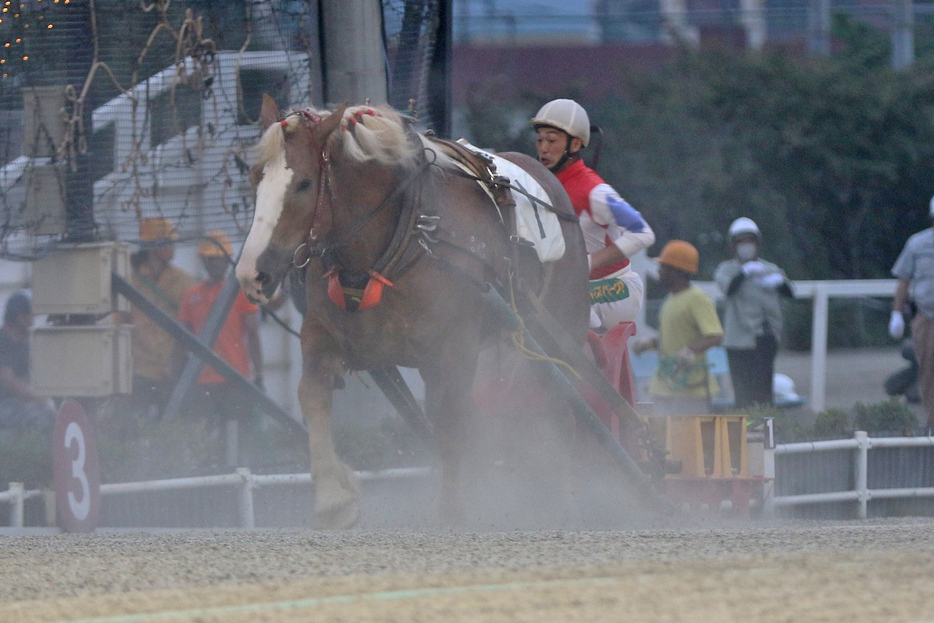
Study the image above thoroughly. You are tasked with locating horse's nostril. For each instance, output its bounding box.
[256,271,269,285]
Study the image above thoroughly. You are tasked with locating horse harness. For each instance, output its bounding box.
[289,109,573,312]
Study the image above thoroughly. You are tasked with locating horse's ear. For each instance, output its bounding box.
[313,102,348,143]
[259,94,280,130]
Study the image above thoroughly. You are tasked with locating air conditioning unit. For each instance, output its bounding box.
[32,242,130,315]
[30,325,132,396]
[22,85,66,159]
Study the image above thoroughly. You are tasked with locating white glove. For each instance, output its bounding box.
[741,260,766,276]
[756,273,784,289]
[632,337,656,355]
[676,346,696,367]
[889,310,905,339]
[589,307,602,330]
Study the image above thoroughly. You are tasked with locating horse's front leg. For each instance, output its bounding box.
[299,341,359,529]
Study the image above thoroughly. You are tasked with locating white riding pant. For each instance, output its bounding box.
[589,268,644,330]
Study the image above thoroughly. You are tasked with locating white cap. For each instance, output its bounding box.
[531,99,591,147]
[773,373,801,402]
[728,217,761,239]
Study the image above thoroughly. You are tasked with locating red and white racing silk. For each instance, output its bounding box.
[556,159,655,280]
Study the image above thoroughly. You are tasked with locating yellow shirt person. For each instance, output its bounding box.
[633,241,724,404]
[650,285,723,398]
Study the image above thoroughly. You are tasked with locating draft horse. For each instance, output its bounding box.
[237,95,589,528]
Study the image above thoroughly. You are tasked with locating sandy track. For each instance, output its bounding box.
[2,519,934,622]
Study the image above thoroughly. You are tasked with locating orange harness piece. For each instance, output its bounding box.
[325,267,394,311]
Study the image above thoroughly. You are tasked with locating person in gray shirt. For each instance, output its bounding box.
[714,218,793,408]
[890,196,934,429]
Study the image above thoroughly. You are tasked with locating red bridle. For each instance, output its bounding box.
[283,107,399,311]
[283,110,332,268]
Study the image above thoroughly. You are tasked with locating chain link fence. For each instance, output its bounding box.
[0,0,442,259]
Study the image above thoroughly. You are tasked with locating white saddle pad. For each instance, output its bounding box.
[454,141,566,263]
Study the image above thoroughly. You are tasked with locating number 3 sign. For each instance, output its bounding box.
[52,400,101,533]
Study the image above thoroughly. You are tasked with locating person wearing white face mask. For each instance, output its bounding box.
[714,218,793,408]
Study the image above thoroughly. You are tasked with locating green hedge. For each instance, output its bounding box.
[0,431,53,489]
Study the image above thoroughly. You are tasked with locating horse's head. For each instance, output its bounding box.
[236,95,347,303]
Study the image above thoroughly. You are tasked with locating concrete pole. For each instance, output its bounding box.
[659,0,700,46]
[892,0,915,69]
[62,0,96,240]
[321,0,388,106]
[740,0,766,50]
[810,287,829,413]
[807,0,831,56]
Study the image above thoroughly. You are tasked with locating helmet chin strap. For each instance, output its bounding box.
[548,135,582,173]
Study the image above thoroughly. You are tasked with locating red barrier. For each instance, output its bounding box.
[581,322,637,442]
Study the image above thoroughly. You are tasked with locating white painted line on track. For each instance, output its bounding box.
[53,576,620,623]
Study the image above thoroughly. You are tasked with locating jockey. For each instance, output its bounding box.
[531,98,655,331]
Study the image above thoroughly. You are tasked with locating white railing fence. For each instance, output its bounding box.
[7,431,934,527]
[767,430,934,519]
[0,483,47,528]
[1,467,430,530]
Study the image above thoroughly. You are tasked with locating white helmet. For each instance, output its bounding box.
[531,99,590,147]
[728,217,761,239]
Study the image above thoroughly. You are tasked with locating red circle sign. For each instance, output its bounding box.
[52,400,101,533]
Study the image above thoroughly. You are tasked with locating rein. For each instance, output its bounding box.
[288,110,438,311]
[288,109,329,269]
[439,162,580,224]
[313,148,436,263]
[281,109,547,313]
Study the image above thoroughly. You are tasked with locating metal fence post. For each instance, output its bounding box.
[761,418,776,516]
[854,431,869,519]
[9,482,24,528]
[810,286,829,413]
[236,468,255,529]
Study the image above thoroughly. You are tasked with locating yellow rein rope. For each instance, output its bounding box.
[504,273,582,381]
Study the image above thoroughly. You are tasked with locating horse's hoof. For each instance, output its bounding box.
[316,500,360,530]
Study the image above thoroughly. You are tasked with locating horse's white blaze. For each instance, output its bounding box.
[236,152,293,298]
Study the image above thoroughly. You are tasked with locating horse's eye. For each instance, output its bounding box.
[296,179,312,193]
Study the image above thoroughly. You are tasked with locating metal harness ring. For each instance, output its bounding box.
[292,242,311,268]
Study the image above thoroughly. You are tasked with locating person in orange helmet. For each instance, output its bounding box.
[632,240,723,413]
[177,230,263,468]
[129,217,196,420]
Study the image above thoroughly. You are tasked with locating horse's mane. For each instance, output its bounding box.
[256,104,448,172]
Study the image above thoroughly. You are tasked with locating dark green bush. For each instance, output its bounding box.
[782,298,892,351]
[745,403,809,443]
[97,417,217,482]
[0,431,53,489]
[853,400,919,435]
[812,408,851,438]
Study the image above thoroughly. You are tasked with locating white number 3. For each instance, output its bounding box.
[64,421,91,521]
